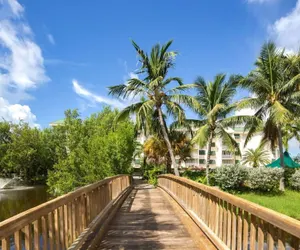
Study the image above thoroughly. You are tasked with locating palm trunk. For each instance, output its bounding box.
[277,127,285,191]
[157,107,179,176]
[205,132,213,186]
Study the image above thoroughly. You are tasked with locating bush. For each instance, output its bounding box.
[183,168,216,186]
[290,170,300,191]
[143,164,165,186]
[248,167,284,192]
[284,168,296,188]
[214,165,248,191]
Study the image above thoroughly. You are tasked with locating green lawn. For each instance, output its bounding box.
[237,190,300,220]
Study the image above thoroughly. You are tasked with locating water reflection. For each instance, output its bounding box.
[0,186,50,222]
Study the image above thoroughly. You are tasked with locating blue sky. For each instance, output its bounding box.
[1,0,300,153]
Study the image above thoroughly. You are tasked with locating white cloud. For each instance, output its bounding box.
[270,0,300,52]
[47,34,55,45]
[5,0,24,17]
[247,0,277,4]
[0,0,49,126]
[72,80,126,109]
[0,97,38,127]
[235,108,256,116]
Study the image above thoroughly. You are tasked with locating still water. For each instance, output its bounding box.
[0,186,50,222]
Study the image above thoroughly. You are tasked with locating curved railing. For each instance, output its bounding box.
[0,175,132,250]
[158,174,300,250]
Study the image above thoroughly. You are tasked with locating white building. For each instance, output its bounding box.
[135,126,278,169]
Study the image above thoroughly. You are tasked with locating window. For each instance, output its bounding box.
[211,142,216,147]
[210,151,216,155]
[235,160,240,164]
[209,160,216,164]
[186,158,197,164]
[199,150,206,155]
[222,151,231,156]
[223,159,233,165]
[199,159,205,164]
[234,133,240,139]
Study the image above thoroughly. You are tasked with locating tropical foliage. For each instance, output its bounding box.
[47,108,136,195]
[174,74,252,184]
[242,144,271,168]
[239,42,300,189]
[109,40,197,176]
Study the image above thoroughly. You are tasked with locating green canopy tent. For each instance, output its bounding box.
[266,151,300,168]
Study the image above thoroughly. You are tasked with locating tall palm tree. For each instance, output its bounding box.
[242,145,271,168]
[109,40,196,176]
[239,42,300,189]
[177,74,254,185]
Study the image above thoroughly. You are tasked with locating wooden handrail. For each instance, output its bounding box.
[158,174,300,250]
[0,174,132,250]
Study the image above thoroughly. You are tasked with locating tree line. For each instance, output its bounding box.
[0,107,136,195]
[109,40,300,188]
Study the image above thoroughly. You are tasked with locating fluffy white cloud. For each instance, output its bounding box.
[0,0,48,126]
[47,34,55,45]
[72,80,126,109]
[270,0,300,52]
[247,0,277,3]
[0,97,38,127]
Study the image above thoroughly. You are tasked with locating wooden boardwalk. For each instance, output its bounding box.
[96,182,216,250]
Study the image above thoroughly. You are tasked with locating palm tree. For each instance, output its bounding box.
[239,42,300,189]
[242,145,271,168]
[143,130,192,173]
[177,74,254,185]
[109,40,196,176]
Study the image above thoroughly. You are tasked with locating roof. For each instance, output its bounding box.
[266,151,300,168]
[49,119,65,126]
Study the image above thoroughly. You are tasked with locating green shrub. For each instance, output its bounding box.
[290,170,300,191]
[182,169,206,181]
[248,167,284,192]
[143,164,165,186]
[284,168,296,188]
[214,165,248,191]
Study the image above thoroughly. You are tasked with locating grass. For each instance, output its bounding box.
[237,189,300,220]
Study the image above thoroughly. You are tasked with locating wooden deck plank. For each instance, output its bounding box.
[96,182,216,250]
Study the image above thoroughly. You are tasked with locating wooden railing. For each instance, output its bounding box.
[0,175,132,250]
[158,174,300,250]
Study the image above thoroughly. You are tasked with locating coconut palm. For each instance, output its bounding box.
[239,42,300,189]
[176,74,254,185]
[242,145,271,168]
[109,40,196,176]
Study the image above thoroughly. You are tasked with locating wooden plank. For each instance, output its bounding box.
[1,238,10,250]
[33,220,39,250]
[71,201,76,241]
[158,175,300,239]
[223,201,228,244]
[267,224,275,250]
[243,211,249,250]
[250,214,257,250]
[218,199,223,239]
[231,205,237,250]
[48,212,54,250]
[257,219,264,250]
[59,206,65,249]
[54,209,60,250]
[24,224,32,250]
[291,236,300,250]
[14,230,22,250]
[277,229,285,250]
[237,209,243,250]
[41,216,48,250]
[63,205,68,248]
[226,203,232,248]
[67,203,73,246]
